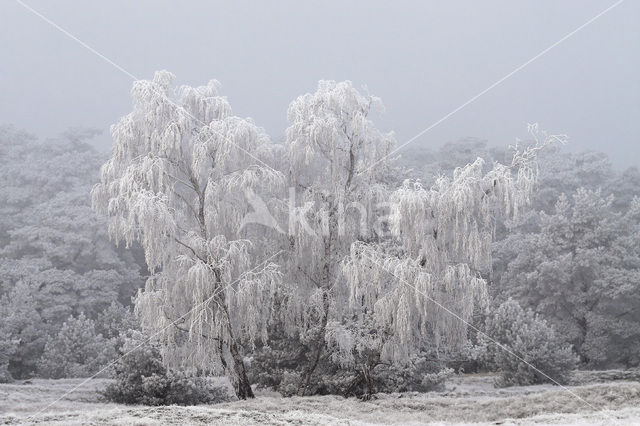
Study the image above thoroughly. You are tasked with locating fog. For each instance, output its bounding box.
[2,0,638,167]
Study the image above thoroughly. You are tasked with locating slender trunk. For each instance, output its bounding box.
[190,174,252,399]
[229,337,255,399]
[343,372,364,397]
[362,365,373,400]
[214,269,255,400]
[342,351,380,399]
[298,218,333,396]
[363,349,383,399]
[577,314,589,365]
[297,287,330,396]
[219,317,254,399]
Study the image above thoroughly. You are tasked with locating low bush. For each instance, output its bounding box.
[482,299,578,387]
[251,330,452,397]
[373,357,453,393]
[102,331,229,405]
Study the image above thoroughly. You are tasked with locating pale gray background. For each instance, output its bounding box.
[1,1,638,166]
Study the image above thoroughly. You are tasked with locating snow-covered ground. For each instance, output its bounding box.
[1,373,640,425]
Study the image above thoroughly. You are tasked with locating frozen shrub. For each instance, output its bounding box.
[248,325,309,396]
[482,299,578,386]
[446,339,490,374]
[251,319,453,397]
[38,312,116,379]
[313,350,452,397]
[102,332,229,405]
[249,334,362,397]
[251,332,452,397]
[373,355,453,393]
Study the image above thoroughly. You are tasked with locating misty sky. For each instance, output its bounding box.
[2,1,639,167]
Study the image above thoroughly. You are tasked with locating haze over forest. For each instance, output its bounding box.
[2,0,639,167]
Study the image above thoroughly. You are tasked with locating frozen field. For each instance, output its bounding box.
[1,373,640,425]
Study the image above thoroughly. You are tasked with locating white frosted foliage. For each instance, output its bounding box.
[283,80,396,329]
[341,124,563,365]
[92,71,282,396]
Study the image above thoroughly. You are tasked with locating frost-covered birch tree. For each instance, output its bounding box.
[338,124,563,390]
[92,71,282,399]
[282,80,396,395]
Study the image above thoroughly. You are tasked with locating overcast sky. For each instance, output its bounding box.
[2,1,638,167]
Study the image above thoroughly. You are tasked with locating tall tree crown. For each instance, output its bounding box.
[92,71,282,386]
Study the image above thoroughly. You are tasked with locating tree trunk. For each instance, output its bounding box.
[297,288,330,396]
[343,372,364,397]
[343,351,380,399]
[214,268,255,400]
[297,201,337,396]
[229,337,255,399]
[219,313,254,399]
[361,365,374,401]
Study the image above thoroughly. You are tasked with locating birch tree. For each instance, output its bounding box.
[92,71,282,399]
[282,80,395,395]
[337,125,563,392]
